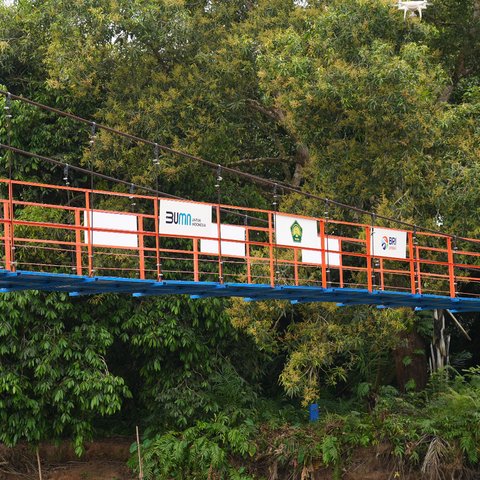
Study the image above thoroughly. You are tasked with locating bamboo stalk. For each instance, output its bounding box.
[36,447,43,480]
[136,425,144,480]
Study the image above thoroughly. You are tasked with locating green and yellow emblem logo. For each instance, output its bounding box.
[290,220,303,243]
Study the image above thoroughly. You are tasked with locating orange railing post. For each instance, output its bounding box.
[319,220,327,288]
[268,212,275,287]
[408,232,416,294]
[193,238,199,282]
[3,201,12,271]
[339,240,344,288]
[366,226,373,292]
[85,191,94,276]
[153,199,162,281]
[447,237,456,298]
[415,245,422,295]
[74,209,82,275]
[379,258,385,290]
[294,248,299,286]
[6,180,15,272]
[138,216,145,280]
[245,227,251,284]
[216,205,223,283]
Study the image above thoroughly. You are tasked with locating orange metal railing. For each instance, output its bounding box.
[1,178,480,298]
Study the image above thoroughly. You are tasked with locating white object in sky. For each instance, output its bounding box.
[397,1,429,19]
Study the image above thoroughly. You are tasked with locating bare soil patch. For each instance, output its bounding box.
[0,439,134,480]
[0,439,422,480]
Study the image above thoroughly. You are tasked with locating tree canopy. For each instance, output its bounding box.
[1,0,480,475]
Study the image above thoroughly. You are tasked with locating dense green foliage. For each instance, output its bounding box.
[0,292,129,454]
[1,0,480,477]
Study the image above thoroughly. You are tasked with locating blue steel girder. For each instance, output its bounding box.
[1,269,480,311]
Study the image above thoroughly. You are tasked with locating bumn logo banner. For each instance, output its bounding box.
[159,199,213,237]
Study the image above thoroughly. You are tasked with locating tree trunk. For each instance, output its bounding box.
[429,309,450,372]
[393,330,428,392]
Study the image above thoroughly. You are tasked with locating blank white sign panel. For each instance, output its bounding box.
[302,238,341,266]
[370,227,407,259]
[274,214,319,248]
[200,224,246,257]
[83,211,138,248]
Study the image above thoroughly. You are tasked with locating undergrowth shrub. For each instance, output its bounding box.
[373,367,480,477]
[133,411,257,479]
[132,368,480,479]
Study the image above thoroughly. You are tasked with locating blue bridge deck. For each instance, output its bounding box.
[1,270,480,312]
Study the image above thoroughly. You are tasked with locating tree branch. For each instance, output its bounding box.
[246,98,309,186]
[246,98,285,123]
[438,0,479,103]
[230,156,293,167]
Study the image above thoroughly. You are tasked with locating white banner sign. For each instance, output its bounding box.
[200,224,246,257]
[83,211,138,248]
[370,227,407,259]
[274,214,319,248]
[302,238,341,267]
[159,199,213,237]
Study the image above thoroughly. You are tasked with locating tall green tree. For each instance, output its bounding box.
[0,292,130,454]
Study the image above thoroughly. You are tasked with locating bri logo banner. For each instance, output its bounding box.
[370,227,407,259]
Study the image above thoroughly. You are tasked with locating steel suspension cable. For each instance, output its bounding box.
[0,143,269,228]
[0,90,478,243]
[0,143,178,199]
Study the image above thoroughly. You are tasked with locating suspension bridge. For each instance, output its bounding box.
[1,93,480,312]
